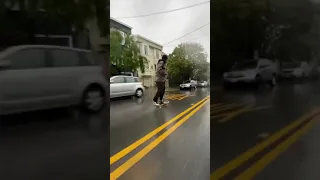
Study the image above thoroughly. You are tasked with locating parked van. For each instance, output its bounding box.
[0,45,108,115]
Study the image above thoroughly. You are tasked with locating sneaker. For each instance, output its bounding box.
[153,101,160,106]
[160,100,169,104]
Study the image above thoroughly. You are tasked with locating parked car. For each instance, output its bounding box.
[280,61,311,79]
[110,75,145,98]
[197,80,208,87]
[180,80,197,90]
[223,59,277,89]
[0,45,108,115]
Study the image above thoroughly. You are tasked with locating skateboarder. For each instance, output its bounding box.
[153,55,169,106]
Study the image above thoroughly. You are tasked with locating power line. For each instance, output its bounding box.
[164,35,209,47]
[164,22,210,45]
[114,1,210,19]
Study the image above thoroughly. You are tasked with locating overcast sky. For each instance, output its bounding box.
[110,0,210,61]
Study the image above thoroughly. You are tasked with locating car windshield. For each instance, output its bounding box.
[283,62,300,69]
[183,80,190,83]
[232,60,257,70]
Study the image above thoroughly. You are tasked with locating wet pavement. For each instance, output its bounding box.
[0,87,210,180]
[0,107,109,180]
[110,87,210,180]
[210,81,320,179]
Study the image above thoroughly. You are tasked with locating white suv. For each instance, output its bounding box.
[223,59,277,88]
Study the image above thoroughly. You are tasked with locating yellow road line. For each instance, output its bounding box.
[211,108,320,179]
[210,103,239,110]
[178,94,189,100]
[211,103,224,108]
[166,94,185,100]
[250,105,272,112]
[218,105,252,123]
[235,114,320,179]
[110,96,209,165]
[110,98,210,180]
[211,104,244,114]
[211,113,228,119]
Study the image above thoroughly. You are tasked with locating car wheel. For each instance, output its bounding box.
[135,88,144,97]
[82,85,105,113]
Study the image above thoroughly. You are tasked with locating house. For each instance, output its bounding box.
[110,17,132,35]
[134,35,163,87]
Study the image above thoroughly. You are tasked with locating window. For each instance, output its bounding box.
[76,51,99,66]
[111,76,125,83]
[51,49,79,67]
[144,45,148,55]
[125,77,135,83]
[156,51,159,59]
[154,64,156,69]
[134,77,140,82]
[9,48,47,69]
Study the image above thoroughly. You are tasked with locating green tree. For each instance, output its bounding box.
[167,43,209,86]
[110,30,147,76]
[0,0,108,45]
[211,0,316,76]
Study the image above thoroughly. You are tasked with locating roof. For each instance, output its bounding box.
[0,45,92,59]
[135,35,163,49]
[110,17,132,29]
[4,45,92,52]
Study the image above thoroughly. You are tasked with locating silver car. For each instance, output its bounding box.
[223,59,277,88]
[0,45,108,115]
[110,75,145,98]
[180,80,197,90]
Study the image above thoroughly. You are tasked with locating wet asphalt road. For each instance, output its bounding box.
[211,80,320,179]
[0,107,109,180]
[0,87,210,180]
[2,81,320,180]
[110,87,210,180]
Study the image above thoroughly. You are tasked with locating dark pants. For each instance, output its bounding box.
[153,82,165,102]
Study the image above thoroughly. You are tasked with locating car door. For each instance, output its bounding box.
[110,76,126,98]
[124,76,137,95]
[258,60,270,81]
[45,48,93,107]
[0,48,51,113]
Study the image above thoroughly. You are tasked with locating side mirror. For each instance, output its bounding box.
[0,60,10,69]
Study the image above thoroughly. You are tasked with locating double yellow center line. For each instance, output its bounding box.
[211,108,320,179]
[110,96,210,179]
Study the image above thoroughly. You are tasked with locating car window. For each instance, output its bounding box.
[125,77,135,83]
[78,51,99,66]
[232,60,257,70]
[283,62,300,69]
[51,49,80,67]
[134,77,140,82]
[112,76,125,83]
[8,48,47,69]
